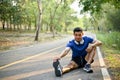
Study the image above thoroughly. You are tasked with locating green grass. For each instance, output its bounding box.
[96,31,120,80]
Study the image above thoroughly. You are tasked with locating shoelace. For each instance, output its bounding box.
[86,64,91,70]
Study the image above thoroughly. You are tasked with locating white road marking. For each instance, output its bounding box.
[97,47,106,67]
[0,45,64,70]
[101,68,111,80]
[97,47,111,80]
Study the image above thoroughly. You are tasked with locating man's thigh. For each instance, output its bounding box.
[85,46,96,61]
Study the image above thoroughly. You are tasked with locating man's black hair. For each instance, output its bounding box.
[73,27,83,33]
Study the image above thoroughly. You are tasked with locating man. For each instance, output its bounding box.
[53,27,102,77]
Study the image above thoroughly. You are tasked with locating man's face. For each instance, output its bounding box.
[74,31,83,42]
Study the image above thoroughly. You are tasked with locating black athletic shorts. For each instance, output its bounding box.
[71,56,87,68]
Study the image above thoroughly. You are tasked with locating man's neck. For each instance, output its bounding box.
[74,39,84,45]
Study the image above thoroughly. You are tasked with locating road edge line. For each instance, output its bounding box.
[97,47,111,80]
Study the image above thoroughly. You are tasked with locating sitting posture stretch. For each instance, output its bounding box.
[53,27,102,77]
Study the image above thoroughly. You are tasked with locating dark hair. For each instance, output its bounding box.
[73,27,83,33]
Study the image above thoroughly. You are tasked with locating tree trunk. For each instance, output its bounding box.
[2,20,5,30]
[28,22,31,30]
[34,16,37,31]
[13,24,16,30]
[49,1,61,38]
[6,21,9,30]
[35,0,42,41]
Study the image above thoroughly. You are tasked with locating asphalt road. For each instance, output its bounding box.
[0,32,106,80]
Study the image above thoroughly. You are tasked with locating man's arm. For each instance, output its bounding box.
[86,40,102,53]
[59,47,71,58]
[91,40,102,47]
[53,47,71,61]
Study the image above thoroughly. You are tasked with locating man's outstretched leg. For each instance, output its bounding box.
[53,60,78,77]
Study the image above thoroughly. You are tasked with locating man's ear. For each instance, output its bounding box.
[82,32,84,35]
[73,33,75,36]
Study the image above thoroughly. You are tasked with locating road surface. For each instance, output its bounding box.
[0,32,110,80]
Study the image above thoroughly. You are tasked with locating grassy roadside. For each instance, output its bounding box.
[0,30,67,51]
[96,31,120,80]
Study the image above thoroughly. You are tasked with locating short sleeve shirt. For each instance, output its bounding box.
[66,36,94,58]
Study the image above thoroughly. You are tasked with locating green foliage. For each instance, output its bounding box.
[0,0,78,33]
[82,16,91,30]
[0,0,12,21]
[97,31,120,50]
[82,2,120,32]
[79,0,120,14]
[106,8,120,31]
[41,0,77,33]
[79,0,102,14]
[90,3,120,32]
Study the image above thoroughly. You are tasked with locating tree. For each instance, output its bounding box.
[0,0,12,30]
[103,4,120,31]
[79,0,120,32]
[79,0,120,14]
[0,0,79,40]
[42,0,75,37]
[35,0,42,41]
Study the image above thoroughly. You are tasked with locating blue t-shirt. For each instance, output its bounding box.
[66,36,94,58]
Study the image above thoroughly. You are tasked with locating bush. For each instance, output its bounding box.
[96,31,120,50]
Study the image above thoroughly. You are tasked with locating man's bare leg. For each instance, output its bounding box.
[62,61,78,74]
[85,47,96,64]
[83,47,96,73]
[53,60,78,77]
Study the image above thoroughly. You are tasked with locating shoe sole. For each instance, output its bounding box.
[53,60,62,77]
[83,68,93,73]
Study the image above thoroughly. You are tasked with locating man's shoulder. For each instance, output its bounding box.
[68,39,74,43]
[83,36,93,39]
[83,36,94,43]
[67,39,74,45]
[66,39,74,48]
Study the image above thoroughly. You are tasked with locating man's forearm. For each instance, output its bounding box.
[59,48,70,59]
[92,40,102,47]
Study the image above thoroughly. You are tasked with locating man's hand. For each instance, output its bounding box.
[53,56,61,62]
[86,44,95,53]
[86,46,93,53]
[53,47,70,62]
